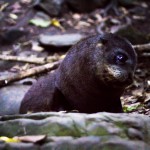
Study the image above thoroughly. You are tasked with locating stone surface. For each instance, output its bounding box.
[34,0,65,16]
[39,33,85,47]
[66,0,108,12]
[0,84,30,115]
[0,143,39,150]
[0,112,150,149]
[116,25,149,44]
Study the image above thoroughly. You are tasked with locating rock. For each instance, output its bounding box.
[39,33,85,48]
[0,84,30,115]
[0,61,16,71]
[118,0,137,6]
[0,0,18,6]
[0,112,150,149]
[0,136,149,149]
[0,143,38,150]
[41,136,149,150]
[116,25,149,44]
[0,29,28,45]
[34,0,65,17]
[66,0,108,12]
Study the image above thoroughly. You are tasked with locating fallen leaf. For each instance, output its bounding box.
[0,136,20,143]
[51,19,64,30]
[11,2,22,13]
[14,135,47,143]
[31,41,44,52]
[21,0,32,4]
[0,3,9,12]
[29,12,51,28]
[9,13,18,20]
[123,103,143,113]
[30,18,51,27]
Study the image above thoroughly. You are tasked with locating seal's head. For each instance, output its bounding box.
[94,33,137,88]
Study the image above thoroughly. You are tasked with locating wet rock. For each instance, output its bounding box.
[0,112,150,149]
[0,112,150,141]
[34,0,65,17]
[42,136,150,150]
[0,61,16,71]
[0,143,38,150]
[66,0,108,12]
[118,0,137,7]
[0,136,149,149]
[0,84,30,115]
[116,25,149,44]
[39,33,85,49]
[0,29,28,45]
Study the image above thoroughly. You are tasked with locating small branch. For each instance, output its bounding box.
[0,60,61,87]
[142,53,150,57]
[133,43,150,51]
[0,42,149,87]
[0,55,45,64]
[0,55,61,64]
[0,43,149,65]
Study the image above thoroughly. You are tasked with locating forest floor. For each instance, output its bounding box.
[0,0,150,116]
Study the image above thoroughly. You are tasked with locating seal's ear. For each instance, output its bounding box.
[96,33,109,48]
[99,33,111,45]
[101,37,108,45]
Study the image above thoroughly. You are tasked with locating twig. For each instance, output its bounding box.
[0,42,150,87]
[0,60,61,87]
[0,55,45,64]
[0,55,60,64]
[133,43,150,51]
[0,43,149,65]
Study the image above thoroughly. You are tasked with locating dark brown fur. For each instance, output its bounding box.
[20,33,137,114]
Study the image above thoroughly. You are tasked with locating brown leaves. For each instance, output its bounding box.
[14,135,47,144]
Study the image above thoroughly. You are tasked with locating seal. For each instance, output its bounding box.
[20,33,137,114]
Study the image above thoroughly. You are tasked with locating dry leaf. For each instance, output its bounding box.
[0,3,9,12]
[31,41,44,52]
[14,135,47,143]
[51,19,64,30]
[0,136,20,143]
[11,2,22,13]
[30,18,51,27]
[29,12,51,28]
[9,13,18,20]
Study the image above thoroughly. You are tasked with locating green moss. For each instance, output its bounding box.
[123,104,144,113]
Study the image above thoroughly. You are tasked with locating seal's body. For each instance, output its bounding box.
[20,33,137,114]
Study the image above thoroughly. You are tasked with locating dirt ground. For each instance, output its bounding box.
[0,0,150,116]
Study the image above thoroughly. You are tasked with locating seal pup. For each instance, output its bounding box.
[20,33,137,114]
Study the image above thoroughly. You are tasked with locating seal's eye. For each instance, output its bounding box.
[115,53,128,64]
